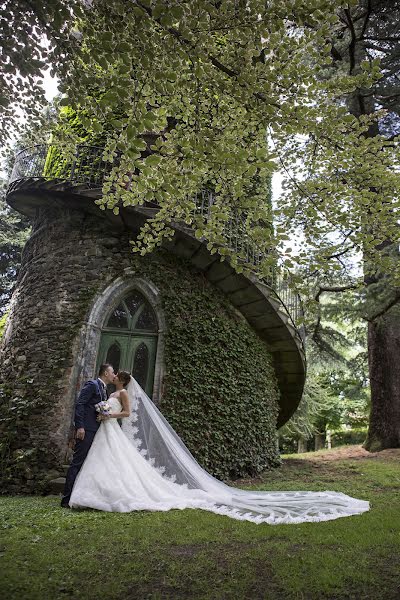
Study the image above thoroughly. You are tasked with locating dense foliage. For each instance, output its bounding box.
[2,0,399,453]
[0,179,31,313]
[46,0,398,284]
[0,0,81,147]
[279,285,370,452]
[157,256,281,479]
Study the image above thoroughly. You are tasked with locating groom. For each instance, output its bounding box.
[61,363,116,508]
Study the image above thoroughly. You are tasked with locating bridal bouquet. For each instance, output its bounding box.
[95,400,111,417]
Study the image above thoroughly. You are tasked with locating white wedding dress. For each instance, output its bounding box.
[69,380,369,525]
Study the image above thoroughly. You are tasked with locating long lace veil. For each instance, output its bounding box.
[121,377,369,525]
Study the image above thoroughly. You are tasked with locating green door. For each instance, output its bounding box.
[96,289,159,398]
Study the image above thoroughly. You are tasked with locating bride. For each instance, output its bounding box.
[69,371,370,525]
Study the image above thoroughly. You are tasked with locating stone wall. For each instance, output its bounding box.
[0,202,280,493]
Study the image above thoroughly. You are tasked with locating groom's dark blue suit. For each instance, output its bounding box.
[61,378,109,507]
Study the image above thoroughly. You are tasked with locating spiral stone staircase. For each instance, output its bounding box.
[6,145,306,456]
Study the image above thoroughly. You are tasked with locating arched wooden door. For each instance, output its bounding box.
[96,290,158,397]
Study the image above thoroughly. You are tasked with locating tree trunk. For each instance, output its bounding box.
[314,432,325,451]
[346,43,400,453]
[364,307,400,451]
[331,3,400,452]
[297,437,307,453]
[326,430,332,450]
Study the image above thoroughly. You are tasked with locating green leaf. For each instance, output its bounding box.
[145,154,161,166]
[126,125,137,140]
[117,42,131,53]
[153,4,164,18]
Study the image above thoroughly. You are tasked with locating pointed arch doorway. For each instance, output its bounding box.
[96,289,158,396]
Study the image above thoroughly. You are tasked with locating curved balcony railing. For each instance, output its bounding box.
[8,144,306,345]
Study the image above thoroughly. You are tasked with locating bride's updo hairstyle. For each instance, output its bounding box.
[117,370,131,388]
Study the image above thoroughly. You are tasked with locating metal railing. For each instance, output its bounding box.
[10,144,111,188]
[9,144,305,345]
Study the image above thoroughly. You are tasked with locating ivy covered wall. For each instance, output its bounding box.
[0,204,280,493]
[143,256,281,481]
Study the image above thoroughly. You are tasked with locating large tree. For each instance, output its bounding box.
[53,0,399,449]
[339,0,400,451]
[52,0,397,275]
[287,0,400,450]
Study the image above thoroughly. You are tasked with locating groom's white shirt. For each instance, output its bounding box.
[97,378,107,400]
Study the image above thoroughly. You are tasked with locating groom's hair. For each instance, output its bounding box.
[98,363,112,377]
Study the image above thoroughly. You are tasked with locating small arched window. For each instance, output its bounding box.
[105,290,157,333]
[135,305,157,330]
[107,304,129,329]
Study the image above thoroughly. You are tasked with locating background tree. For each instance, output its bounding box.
[0,103,58,315]
[0,0,81,146]
[337,0,400,452]
[279,0,400,451]
[280,285,369,453]
[0,178,31,314]
[279,374,342,453]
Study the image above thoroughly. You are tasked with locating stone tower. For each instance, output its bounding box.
[0,145,306,493]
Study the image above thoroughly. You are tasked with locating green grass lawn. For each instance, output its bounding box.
[1,446,399,600]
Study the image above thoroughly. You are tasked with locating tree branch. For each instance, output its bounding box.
[367,290,400,322]
[359,1,372,40]
[343,8,358,74]
[317,241,355,263]
[134,0,281,109]
[367,36,400,43]
[315,284,359,303]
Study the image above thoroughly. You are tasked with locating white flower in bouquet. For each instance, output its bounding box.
[94,400,111,416]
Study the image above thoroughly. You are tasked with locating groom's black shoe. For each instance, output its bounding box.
[60,501,71,509]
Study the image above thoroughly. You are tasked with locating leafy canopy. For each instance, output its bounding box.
[0,0,81,146]
[18,1,398,283]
